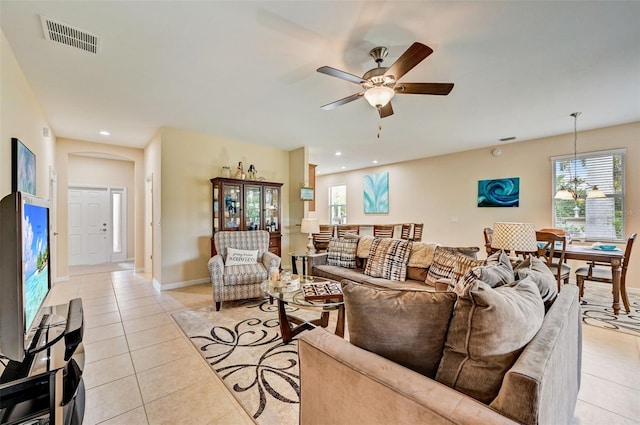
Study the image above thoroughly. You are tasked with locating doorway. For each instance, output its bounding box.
[68,186,127,266]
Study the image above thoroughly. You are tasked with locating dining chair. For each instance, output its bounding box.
[411,223,424,242]
[400,224,412,240]
[538,227,572,244]
[483,227,497,256]
[337,224,360,238]
[575,233,636,313]
[535,230,571,292]
[373,224,394,238]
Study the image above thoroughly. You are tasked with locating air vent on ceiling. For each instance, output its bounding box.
[40,16,100,54]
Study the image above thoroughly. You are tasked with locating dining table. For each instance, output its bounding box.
[560,245,626,315]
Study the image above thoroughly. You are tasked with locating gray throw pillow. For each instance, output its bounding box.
[436,276,545,404]
[476,250,515,287]
[343,281,456,378]
[514,256,559,308]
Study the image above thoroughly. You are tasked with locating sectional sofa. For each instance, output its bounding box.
[299,235,582,425]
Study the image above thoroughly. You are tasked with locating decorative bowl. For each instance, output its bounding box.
[598,244,617,251]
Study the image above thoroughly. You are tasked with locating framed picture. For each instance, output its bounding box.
[477,177,520,207]
[364,172,389,214]
[11,138,36,195]
[300,187,314,201]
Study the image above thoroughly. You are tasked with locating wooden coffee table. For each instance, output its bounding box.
[261,277,345,343]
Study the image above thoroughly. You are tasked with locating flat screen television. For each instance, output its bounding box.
[0,192,51,362]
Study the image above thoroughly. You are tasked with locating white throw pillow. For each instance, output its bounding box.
[226,248,259,266]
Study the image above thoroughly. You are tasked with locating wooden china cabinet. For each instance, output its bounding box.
[210,177,283,257]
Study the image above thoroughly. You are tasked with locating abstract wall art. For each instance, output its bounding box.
[11,138,36,195]
[364,172,389,214]
[477,177,520,207]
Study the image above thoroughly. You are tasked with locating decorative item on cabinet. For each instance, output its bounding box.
[220,166,231,178]
[210,177,283,257]
[248,164,257,180]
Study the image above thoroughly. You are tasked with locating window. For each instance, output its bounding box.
[329,185,347,225]
[552,149,625,242]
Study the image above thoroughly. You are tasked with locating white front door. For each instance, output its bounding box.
[68,187,109,265]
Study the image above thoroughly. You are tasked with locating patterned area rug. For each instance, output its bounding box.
[580,283,640,336]
[172,299,334,425]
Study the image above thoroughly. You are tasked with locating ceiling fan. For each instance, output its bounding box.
[317,42,454,118]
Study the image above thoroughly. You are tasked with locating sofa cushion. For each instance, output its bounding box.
[406,266,428,282]
[440,246,480,259]
[327,237,358,269]
[436,276,545,404]
[407,242,439,268]
[356,235,375,258]
[513,256,558,308]
[364,238,412,281]
[223,263,268,286]
[452,255,485,281]
[343,281,457,378]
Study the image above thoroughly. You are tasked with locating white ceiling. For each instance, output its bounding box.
[2,1,639,175]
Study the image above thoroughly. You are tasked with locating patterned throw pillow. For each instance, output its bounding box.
[364,238,412,281]
[326,237,358,269]
[425,247,460,284]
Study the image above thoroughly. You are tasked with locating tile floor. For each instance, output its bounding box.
[44,269,639,425]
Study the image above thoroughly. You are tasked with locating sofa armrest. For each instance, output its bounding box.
[208,255,225,300]
[261,251,281,271]
[308,253,328,269]
[299,328,518,425]
[490,285,581,425]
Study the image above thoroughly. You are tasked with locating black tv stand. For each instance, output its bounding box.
[1,298,85,425]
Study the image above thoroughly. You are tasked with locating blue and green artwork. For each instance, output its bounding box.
[478,177,520,207]
[364,172,389,214]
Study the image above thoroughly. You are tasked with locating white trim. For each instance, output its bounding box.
[550,147,627,162]
[157,277,210,291]
[53,275,69,283]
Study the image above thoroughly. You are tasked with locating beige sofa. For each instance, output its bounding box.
[308,236,479,291]
[298,284,582,425]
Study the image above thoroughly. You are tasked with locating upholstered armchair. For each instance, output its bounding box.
[208,230,281,311]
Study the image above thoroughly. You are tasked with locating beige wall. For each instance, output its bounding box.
[67,155,136,259]
[144,131,162,281]
[287,147,308,261]
[55,138,145,279]
[315,121,640,289]
[155,127,291,289]
[0,29,55,200]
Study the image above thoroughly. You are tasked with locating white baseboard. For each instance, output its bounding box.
[53,276,69,283]
[155,277,209,291]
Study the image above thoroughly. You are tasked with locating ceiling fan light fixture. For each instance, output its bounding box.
[554,188,575,200]
[364,86,394,108]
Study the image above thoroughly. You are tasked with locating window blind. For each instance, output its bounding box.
[551,149,625,242]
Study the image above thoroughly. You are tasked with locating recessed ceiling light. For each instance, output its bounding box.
[341,166,346,170]
[372,160,379,164]
[335,151,342,156]
[99,130,110,136]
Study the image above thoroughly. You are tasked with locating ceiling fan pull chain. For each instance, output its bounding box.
[377,118,383,139]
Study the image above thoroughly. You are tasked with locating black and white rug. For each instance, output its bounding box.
[172,299,331,425]
[579,283,640,336]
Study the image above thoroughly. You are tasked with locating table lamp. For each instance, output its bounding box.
[491,222,538,257]
[301,218,320,254]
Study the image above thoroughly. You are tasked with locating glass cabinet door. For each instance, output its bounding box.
[213,183,220,233]
[222,183,241,230]
[244,185,262,231]
[264,186,280,232]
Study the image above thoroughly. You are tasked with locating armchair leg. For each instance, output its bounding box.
[215,301,221,311]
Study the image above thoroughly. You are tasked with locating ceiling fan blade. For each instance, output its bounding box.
[395,82,454,96]
[320,92,364,110]
[378,102,394,118]
[383,42,433,81]
[317,66,367,84]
